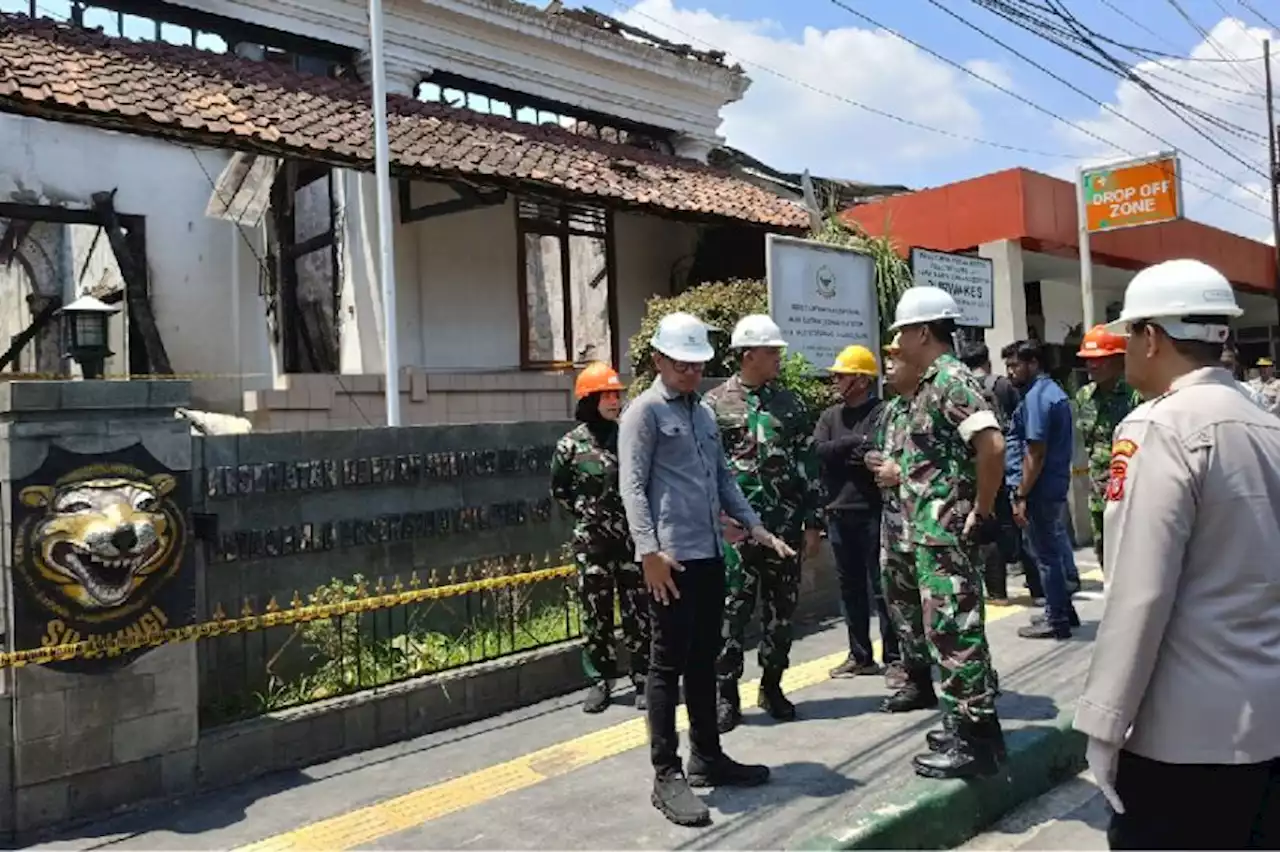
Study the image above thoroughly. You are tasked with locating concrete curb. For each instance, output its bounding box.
[796,710,1087,850]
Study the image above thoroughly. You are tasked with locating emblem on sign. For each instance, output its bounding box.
[11,444,194,671]
[815,265,836,299]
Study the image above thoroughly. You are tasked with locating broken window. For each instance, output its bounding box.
[517,198,615,368]
[0,0,353,76]
[418,73,674,156]
[0,201,162,377]
[268,162,341,374]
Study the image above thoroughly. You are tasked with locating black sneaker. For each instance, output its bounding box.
[1030,611,1080,628]
[829,656,882,678]
[686,753,771,788]
[651,771,710,827]
[582,681,611,714]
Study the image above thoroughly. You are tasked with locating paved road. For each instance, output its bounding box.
[959,773,1109,850]
[35,554,1103,851]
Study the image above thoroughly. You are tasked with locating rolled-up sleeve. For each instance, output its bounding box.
[618,400,660,557]
[1074,421,1194,745]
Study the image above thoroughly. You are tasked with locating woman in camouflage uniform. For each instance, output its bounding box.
[550,362,650,714]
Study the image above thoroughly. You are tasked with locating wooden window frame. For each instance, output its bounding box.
[515,197,619,371]
[269,161,341,374]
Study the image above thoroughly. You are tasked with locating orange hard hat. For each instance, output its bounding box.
[574,362,625,400]
[1077,324,1127,358]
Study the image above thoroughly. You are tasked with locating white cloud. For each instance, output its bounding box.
[964,58,1016,93]
[618,0,1003,178]
[1057,17,1276,241]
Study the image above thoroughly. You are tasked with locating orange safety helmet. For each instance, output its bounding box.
[1077,324,1127,358]
[574,362,625,400]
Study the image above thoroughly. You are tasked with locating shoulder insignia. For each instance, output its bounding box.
[1105,439,1139,502]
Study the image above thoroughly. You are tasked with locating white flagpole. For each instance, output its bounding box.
[368,0,402,426]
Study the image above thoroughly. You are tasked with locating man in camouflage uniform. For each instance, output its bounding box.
[1073,324,1142,571]
[706,315,824,733]
[889,287,1007,781]
[868,336,928,690]
[551,362,649,714]
[1249,357,1280,415]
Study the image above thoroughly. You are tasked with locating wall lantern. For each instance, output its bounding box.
[59,295,120,380]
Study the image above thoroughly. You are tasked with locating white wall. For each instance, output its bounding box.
[613,211,699,372]
[340,186,700,374]
[0,114,273,390]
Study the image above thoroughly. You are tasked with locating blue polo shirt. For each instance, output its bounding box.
[1008,373,1074,502]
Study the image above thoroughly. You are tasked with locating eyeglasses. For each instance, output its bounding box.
[666,359,705,374]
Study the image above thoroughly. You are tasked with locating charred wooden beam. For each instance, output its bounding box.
[91,189,172,374]
[398,180,507,223]
[0,294,61,374]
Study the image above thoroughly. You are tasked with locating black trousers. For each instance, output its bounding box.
[646,557,726,775]
[1109,749,1280,849]
[828,510,899,666]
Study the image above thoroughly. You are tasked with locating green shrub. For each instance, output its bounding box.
[628,279,767,385]
[625,216,912,422]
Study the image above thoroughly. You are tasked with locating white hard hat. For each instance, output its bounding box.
[1104,259,1242,343]
[730,314,788,349]
[890,286,962,330]
[651,311,716,362]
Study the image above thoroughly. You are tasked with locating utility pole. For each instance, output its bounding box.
[369,0,402,426]
[1266,39,1280,361]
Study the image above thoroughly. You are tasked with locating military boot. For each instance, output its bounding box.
[582,680,612,714]
[632,674,648,711]
[912,715,1006,780]
[879,668,940,713]
[716,681,741,733]
[925,712,958,752]
[757,668,796,722]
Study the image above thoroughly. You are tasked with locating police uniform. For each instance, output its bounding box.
[1076,367,1280,849]
[704,374,823,730]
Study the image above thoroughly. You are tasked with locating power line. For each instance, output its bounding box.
[985,0,1268,146]
[606,0,1077,159]
[1163,0,1268,91]
[824,0,1270,217]
[1237,0,1279,32]
[1026,0,1270,159]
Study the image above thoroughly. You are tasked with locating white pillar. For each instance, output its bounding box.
[979,238,1028,359]
[343,51,424,381]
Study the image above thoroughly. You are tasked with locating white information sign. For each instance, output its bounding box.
[910,247,994,328]
[766,234,879,371]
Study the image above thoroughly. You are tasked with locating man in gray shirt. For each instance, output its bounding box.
[620,311,796,828]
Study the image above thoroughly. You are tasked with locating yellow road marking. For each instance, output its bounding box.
[234,572,1101,852]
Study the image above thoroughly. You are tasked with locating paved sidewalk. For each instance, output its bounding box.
[958,773,1108,850]
[35,557,1103,851]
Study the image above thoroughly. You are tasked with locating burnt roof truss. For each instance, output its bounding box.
[397,180,508,224]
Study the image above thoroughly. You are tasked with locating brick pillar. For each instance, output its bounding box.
[0,380,197,837]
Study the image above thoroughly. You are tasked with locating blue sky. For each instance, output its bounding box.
[570,0,1277,242]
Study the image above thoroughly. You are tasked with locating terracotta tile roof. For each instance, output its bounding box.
[0,14,808,230]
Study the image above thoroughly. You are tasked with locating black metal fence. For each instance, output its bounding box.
[195,555,582,726]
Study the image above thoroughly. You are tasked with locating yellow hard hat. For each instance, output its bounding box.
[828,344,879,375]
[1258,357,1274,367]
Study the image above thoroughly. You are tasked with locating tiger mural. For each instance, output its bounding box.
[15,463,184,620]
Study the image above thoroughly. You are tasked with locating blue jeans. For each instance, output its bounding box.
[1025,497,1079,630]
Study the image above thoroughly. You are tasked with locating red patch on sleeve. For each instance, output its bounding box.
[1105,439,1138,502]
